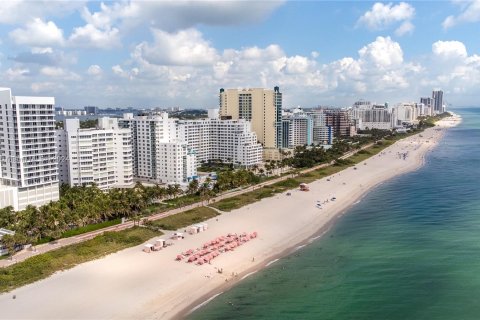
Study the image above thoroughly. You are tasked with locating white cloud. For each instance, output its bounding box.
[357,2,415,35]
[442,0,480,29]
[112,65,125,76]
[87,65,102,76]
[5,67,30,80]
[69,23,120,49]
[395,20,414,36]
[283,56,314,74]
[134,28,218,66]
[432,40,468,60]
[358,36,404,69]
[9,18,65,47]
[77,1,285,32]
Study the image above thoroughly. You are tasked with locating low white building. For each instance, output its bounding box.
[57,117,134,189]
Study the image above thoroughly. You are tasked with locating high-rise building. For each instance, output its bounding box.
[219,87,283,150]
[0,88,59,210]
[84,106,99,115]
[56,117,134,189]
[420,97,434,116]
[324,109,356,137]
[432,90,444,114]
[307,110,332,145]
[350,102,392,130]
[391,103,415,126]
[281,110,313,148]
[176,117,262,167]
[120,113,197,185]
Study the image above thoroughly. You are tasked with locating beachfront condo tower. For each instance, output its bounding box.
[56,117,134,190]
[432,90,444,114]
[0,88,59,210]
[219,87,283,156]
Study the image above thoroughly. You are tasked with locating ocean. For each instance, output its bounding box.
[189,108,480,320]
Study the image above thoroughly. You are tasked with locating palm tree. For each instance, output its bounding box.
[166,184,175,199]
[0,206,15,229]
[172,184,183,199]
[187,179,199,196]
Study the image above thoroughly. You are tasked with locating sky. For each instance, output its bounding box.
[0,1,479,109]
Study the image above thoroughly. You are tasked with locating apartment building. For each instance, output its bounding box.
[219,87,283,151]
[350,101,392,130]
[57,117,133,190]
[0,88,59,210]
[177,116,263,167]
[120,113,197,185]
[307,109,332,145]
[324,109,356,137]
[282,110,314,148]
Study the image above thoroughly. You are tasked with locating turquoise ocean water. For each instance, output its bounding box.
[189,108,480,320]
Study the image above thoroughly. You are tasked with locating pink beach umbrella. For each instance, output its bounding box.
[176,255,183,261]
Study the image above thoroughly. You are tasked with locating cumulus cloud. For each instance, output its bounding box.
[395,20,414,36]
[432,40,468,60]
[357,2,415,36]
[358,36,404,69]
[424,40,480,95]
[442,0,480,29]
[135,29,218,66]
[9,18,65,47]
[87,65,102,76]
[69,23,120,49]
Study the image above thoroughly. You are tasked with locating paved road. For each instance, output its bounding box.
[0,143,373,268]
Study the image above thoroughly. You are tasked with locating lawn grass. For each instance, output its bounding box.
[0,227,161,293]
[147,207,220,231]
[61,218,122,238]
[35,218,124,245]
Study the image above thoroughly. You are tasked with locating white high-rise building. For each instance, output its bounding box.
[177,116,263,167]
[351,101,392,130]
[392,103,415,127]
[282,110,314,148]
[56,117,133,189]
[120,113,197,185]
[0,88,59,210]
[308,110,332,145]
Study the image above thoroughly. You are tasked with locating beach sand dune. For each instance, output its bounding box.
[0,117,460,319]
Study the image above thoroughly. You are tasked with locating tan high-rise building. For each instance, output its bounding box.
[219,87,283,150]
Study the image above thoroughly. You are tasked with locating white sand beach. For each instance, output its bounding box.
[0,116,461,319]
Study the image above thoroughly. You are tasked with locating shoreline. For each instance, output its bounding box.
[176,116,462,319]
[0,116,461,320]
